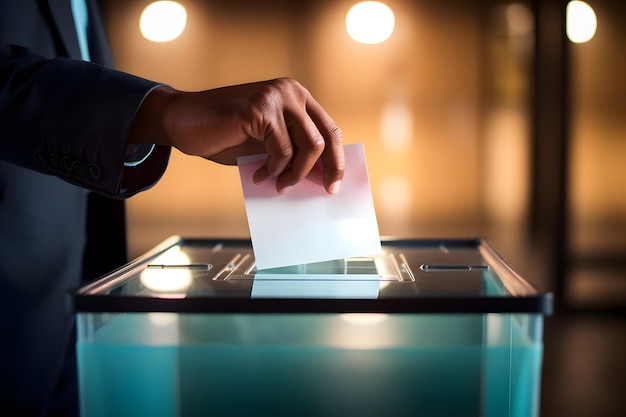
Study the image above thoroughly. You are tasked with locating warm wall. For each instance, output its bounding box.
[101,0,485,257]
[100,0,626,256]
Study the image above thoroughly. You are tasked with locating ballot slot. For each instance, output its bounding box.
[211,251,414,282]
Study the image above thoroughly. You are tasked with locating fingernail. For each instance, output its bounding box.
[329,181,341,195]
[279,185,293,195]
[253,173,267,184]
[253,167,270,184]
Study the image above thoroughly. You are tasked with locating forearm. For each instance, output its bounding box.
[0,45,170,197]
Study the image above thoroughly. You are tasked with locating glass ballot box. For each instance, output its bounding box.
[72,236,552,417]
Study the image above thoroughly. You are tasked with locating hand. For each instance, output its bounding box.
[131,78,344,194]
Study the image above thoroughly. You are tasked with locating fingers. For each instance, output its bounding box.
[273,113,325,194]
[305,96,345,194]
[252,114,292,185]
[253,119,322,194]
[253,78,345,195]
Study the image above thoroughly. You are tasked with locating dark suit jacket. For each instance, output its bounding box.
[0,0,171,413]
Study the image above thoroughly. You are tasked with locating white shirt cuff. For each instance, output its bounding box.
[124,144,156,167]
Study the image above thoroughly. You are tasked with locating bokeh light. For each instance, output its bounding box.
[381,101,413,152]
[566,1,597,43]
[140,1,187,42]
[346,1,395,44]
[505,3,533,37]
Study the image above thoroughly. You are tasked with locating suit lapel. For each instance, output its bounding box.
[46,0,82,59]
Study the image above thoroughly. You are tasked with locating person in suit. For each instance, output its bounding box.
[0,1,345,415]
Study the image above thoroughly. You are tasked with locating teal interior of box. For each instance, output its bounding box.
[73,237,551,417]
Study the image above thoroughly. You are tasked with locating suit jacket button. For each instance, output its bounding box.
[88,164,101,180]
[49,154,61,169]
[35,150,49,164]
[62,157,74,172]
[72,161,87,176]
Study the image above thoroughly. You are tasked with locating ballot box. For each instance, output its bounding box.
[72,236,552,417]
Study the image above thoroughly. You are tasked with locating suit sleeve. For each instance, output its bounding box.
[0,44,171,199]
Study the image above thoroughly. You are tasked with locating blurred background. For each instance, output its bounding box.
[98,0,624,415]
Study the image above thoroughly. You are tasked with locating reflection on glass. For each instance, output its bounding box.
[251,258,383,298]
[330,313,394,349]
[140,247,192,293]
[147,312,178,326]
[340,313,388,325]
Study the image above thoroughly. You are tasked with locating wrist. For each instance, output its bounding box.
[129,85,177,147]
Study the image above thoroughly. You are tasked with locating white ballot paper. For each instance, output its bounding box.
[237,143,382,270]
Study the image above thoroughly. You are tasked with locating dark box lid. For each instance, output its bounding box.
[72,236,553,315]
